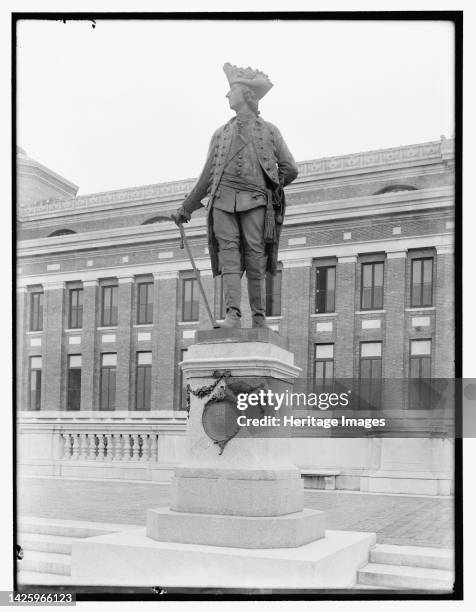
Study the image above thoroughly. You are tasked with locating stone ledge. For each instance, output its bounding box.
[175,466,300,480]
[147,507,325,548]
[196,327,289,350]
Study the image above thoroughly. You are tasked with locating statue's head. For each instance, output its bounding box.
[226,83,260,115]
[223,63,273,116]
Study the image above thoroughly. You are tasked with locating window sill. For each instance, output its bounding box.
[65,328,82,333]
[405,307,436,312]
[310,313,337,318]
[178,321,199,326]
[26,330,43,335]
[355,310,386,315]
[133,324,153,328]
[97,326,118,331]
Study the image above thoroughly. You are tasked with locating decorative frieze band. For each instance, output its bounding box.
[19,139,452,219]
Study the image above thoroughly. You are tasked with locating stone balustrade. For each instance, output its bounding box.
[17,413,187,481]
[61,431,159,462]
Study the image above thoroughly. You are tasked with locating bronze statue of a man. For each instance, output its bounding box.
[172,63,298,328]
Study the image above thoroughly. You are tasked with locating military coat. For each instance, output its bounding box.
[181,115,298,277]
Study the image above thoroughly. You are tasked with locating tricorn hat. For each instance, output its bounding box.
[223,63,273,99]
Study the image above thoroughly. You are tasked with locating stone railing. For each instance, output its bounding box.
[17,414,187,480]
[61,431,159,462]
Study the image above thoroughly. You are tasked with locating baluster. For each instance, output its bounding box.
[104,434,113,461]
[97,434,106,461]
[88,434,97,460]
[64,434,72,459]
[111,433,121,461]
[124,434,132,461]
[151,434,158,462]
[78,433,88,460]
[72,434,80,460]
[137,434,145,461]
[143,435,152,462]
[131,434,140,461]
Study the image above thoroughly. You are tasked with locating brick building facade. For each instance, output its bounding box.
[16,138,455,494]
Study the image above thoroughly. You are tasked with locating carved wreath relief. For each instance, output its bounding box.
[187,370,268,455]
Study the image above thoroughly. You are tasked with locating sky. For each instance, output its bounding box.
[16,18,454,195]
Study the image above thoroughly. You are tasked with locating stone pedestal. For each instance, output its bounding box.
[146,328,325,549]
[72,329,375,589]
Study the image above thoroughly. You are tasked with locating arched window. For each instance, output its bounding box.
[142,215,171,225]
[48,229,77,237]
[374,185,417,195]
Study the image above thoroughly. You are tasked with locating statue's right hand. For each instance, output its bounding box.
[171,206,190,226]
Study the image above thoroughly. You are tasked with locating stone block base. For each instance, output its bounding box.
[71,527,376,589]
[146,507,325,548]
[172,467,303,516]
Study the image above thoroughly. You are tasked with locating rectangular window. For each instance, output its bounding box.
[359,342,382,410]
[182,278,199,322]
[137,282,154,324]
[315,266,336,313]
[29,356,42,411]
[411,258,433,307]
[136,352,152,410]
[361,262,384,310]
[29,292,43,331]
[409,339,432,409]
[314,344,334,394]
[101,285,118,326]
[179,348,188,411]
[67,355,82,411]
[100,353,117,410]
[68,288,83,329]
[266,270,282,317]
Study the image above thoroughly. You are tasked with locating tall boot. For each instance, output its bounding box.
[219,273,242,329]
[247,277,269,328]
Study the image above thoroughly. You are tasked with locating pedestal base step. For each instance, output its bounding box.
[147,507,325,548]
[71,528,376,589]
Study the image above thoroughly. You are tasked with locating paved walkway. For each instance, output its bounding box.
[17,477,454,549]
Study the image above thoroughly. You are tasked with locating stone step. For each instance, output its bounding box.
[18,517,136,539]
[357,563,454,590]
[19,521,112,539]
[17,570,78,587]
[19,533,77,555]
[370,544,453,570]
[21,551,71,577]
[352,584,396,590]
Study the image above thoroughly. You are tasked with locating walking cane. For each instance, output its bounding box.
[174,219,220,329]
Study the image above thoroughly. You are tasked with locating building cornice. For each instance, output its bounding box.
[18,138,454,220]
[17,185,454,258]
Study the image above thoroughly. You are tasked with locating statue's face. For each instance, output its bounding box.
[226,84,246,112]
